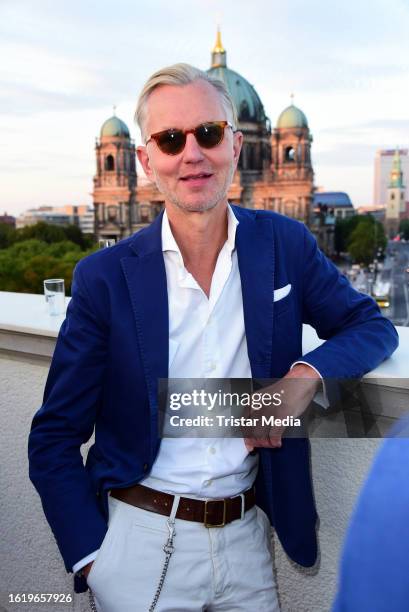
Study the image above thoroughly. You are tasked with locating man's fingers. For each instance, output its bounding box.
[244,436,282,450]
[244,439,254,452]
[83,561,94,580]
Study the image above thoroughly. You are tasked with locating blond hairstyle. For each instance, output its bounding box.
[135,63,238,140]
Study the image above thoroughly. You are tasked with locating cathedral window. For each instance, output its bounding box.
[239,100,250,121]
[105,155,115,171]
[284,146,295,162]
[140,204,150,223]
[248,145,255,169]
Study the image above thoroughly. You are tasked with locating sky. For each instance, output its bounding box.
[1,0,409,216]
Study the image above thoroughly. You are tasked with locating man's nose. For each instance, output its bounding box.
[182,133,205,162]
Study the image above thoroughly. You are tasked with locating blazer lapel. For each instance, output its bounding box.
[121,212,169,422]
[234,207,275,378]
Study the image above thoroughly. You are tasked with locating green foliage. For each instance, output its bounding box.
[0,223,15,249]
[15,222,67,244]
[46,240,81,258]
[399,219,409,241]
[347,216,387,266]
[334,215,362,254]
[0,223,98,294]
[63,225,95,249]
[0,221,97,251]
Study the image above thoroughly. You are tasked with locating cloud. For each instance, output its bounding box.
[313,142,377,167]
[2,0,409,213]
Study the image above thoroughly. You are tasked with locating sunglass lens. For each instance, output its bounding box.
[157,130,185,155]
[196,123,224,148]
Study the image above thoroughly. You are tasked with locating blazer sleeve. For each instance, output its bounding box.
[28,259,109,572]
[299,226,398,391]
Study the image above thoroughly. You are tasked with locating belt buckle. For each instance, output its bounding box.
[204,499,227,528]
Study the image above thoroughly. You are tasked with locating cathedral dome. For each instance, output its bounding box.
[100,115,130,138]
[207,29,267,124]
[277,104,308,129]
[208,66,267,123]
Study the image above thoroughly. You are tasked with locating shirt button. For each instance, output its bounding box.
[208,362,217,371]
[203,480,213,487]
[143,463,149,472]
[208,447,216,455]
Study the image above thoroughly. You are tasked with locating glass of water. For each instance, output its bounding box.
[44,278,66,316]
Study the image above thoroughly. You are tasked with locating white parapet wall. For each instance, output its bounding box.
[0,291,408,612]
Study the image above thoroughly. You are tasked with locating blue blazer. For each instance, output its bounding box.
[28,206,398,592]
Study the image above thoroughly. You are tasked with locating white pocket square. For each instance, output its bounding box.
[274,283,292,302]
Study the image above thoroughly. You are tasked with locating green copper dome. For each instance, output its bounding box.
[207,29,267,124]
[277,104,308,129]
[100,115,130,138]
[207,65,267,123]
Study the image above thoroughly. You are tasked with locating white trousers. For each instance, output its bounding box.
[87,495,280,612]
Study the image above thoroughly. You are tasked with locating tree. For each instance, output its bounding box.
[0,238,97,294]
[399,219,409,241]
[334,215,362,255]
[0,223,16,249]
[15,222,66,244]
[63,224,95,249]
[347,217,387,265]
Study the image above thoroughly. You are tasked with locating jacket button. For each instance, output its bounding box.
[143,463,149,472]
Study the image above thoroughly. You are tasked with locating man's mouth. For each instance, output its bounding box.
[179,173,213,182]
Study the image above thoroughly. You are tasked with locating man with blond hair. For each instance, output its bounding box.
[29,63,398,611]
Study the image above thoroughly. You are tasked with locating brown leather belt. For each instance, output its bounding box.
[110,484,256,528]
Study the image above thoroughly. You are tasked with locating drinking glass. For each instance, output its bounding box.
[44,279,66,316]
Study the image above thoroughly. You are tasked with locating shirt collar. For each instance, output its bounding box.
[161,204,239,257]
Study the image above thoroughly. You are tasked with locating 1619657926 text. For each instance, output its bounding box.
[8,593,73,604]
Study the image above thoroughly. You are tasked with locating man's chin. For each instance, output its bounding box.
[170,198,223,214]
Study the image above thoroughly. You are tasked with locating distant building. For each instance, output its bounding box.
[72,206,95,234]
[385,148,406,238]
[92,113,137,241]
[309,192,355,256]
[16,205,94,233]
[0,212,16,227]
[313,191,355,220]
[374,148,409,206]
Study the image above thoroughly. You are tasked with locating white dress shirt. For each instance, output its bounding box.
[142,204,258,498]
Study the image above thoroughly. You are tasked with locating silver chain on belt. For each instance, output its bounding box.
[148,517,176,611]
[88,517,176,612]
[88,589,98,612]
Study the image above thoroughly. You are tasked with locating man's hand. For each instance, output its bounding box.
[82,561,94,580]
[243,364,321,451]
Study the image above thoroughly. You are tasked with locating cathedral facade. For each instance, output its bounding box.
[93,32,314,240]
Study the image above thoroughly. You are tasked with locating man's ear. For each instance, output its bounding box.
[233,130,243,166]
[137,146,155,182]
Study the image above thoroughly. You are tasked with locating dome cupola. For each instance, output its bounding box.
[207,29,267,124]
[277,100,308,129]
[100,110,130,138]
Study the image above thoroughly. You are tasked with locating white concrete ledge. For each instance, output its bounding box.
[0,291,70,360]
[1,290,408,376]
[0,291,408,422]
